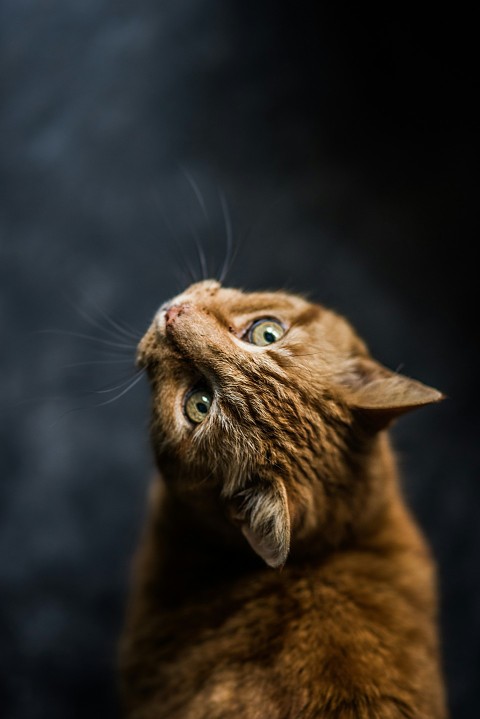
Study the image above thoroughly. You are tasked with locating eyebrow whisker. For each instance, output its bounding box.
[151,189,198,285]
[188,222,209,281]
[218,189,234,284]
[180,166,211,226]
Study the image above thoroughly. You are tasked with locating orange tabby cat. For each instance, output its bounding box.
[119,280,447,719]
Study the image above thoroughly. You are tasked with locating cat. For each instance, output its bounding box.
[119,279,447,719]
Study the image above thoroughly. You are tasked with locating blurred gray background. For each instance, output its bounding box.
[1,2,478,717]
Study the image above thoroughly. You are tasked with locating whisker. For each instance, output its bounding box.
[176,238,199,285]
[35,329,137,351]
[74,349,137,360]
[62,293,140,344]
[63,359,135,369]
[180,166,211,226]
[223,232,242,285]
[173,267,193,291]
[48,405,93,427]
[47,370,146,428]
[82,295,141,342]
[218,189,234,284]
[88,370,144,396]
[152,190,198,285]
[179,168,217,282]
[148,227,192,290]
[93,369,146,406]
[17,370,141,405]
[186,221,209,281]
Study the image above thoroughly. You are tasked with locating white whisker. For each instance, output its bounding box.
[180,166,211,226]
[218,189,234,284]
[94,370,146,406]
[63,359,134,369]
[36,329,136,351]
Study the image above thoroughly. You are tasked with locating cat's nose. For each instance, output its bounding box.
[165,305,183,325]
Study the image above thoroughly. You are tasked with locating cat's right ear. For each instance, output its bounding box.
[340,357,444,431]
[227,477,290,569]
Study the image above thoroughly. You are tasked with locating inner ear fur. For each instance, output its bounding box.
[340,357,445,430]
[228,477,290,569]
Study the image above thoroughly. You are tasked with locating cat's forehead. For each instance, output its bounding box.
[162,280,312,321]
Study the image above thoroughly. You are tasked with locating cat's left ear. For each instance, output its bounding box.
[340,357,445,430]
[228,477,290,569]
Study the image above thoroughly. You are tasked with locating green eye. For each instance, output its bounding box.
[248,319,285,346]
[185,389,212,424]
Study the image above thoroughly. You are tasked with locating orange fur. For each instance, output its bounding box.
[119,280,447,718]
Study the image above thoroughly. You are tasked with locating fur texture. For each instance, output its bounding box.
[119,280,447,718]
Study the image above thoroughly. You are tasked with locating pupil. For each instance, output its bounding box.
[196,402,208,414]
[264,330,276,343]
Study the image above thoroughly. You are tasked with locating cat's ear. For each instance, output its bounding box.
[228,478,290,569]
[340,357,444,430]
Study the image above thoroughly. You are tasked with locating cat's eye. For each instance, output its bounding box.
[184,388,212,424]
[248,319,285,346]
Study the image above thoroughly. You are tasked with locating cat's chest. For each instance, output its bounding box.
[124,555,441,718]
[138,579,316,719]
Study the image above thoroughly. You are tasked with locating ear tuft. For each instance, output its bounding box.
[228,477,290,568]
[340,357,445,430]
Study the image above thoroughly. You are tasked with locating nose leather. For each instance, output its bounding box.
[165,305,184,325]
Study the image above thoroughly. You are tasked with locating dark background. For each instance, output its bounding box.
[1,2,478,717]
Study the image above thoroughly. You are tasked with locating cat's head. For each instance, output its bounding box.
[138,280,442,568]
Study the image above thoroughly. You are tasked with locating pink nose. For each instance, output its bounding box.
[165,305,184,325]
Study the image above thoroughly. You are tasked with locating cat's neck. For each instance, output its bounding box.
[149,432,421,575]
